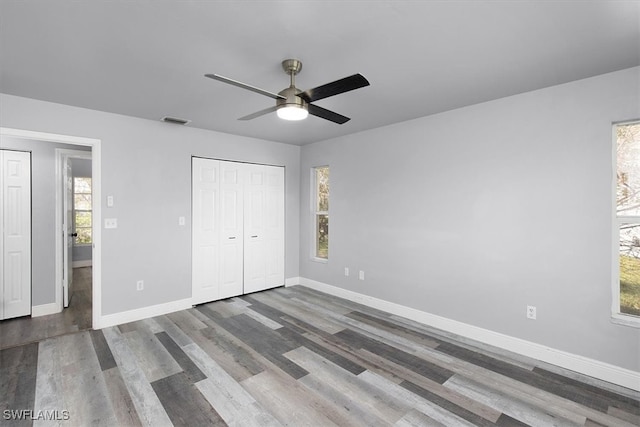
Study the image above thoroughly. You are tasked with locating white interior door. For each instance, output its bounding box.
[244,164,285,293]
[1,150,32,320]
[62,156,73,307]
[219,161,244,299]
[192,158,220,304]
[243,164,267,293]
[264,166,285,288]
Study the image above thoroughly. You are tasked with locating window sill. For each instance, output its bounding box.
[311,257,328,264]
[611,314,640,328]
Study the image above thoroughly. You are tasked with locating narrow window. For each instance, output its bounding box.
[615,121,640,323]
[313,166,329,260]
[73,177,92,245]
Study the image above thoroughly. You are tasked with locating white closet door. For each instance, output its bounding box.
[244,164,285,294]
[192,158,285,303]
[264,166,285,288]
[243,164,267,293]
[192,158,220,305]
[1,150,31,320]
[219,161,244,299]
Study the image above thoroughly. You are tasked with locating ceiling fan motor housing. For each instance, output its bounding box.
[277,86,307,110]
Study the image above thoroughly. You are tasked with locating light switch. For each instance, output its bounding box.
[104,218,118,229]
[107,195,114,207]
[179,216,186,226]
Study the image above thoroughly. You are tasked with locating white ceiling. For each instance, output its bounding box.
[1,1,638,146]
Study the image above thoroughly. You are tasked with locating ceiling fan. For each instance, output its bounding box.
[205,59,369,124]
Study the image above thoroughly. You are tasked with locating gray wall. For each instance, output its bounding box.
[71,157,93,263]
[0,95,301,315]
[0,137,90,306]
[300,67,640,372]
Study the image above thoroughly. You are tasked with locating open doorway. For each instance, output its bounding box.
[57,149,92,314]
[0,128,101,349]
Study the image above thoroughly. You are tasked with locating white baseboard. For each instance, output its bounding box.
[98,298,193,329]
[285,276,301,287]
[32,302,61,317]
[72,260,92,268]
[298,277,640,392]
[98,278,300,329]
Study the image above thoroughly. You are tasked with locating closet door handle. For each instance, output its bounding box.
[228,237,236,240]
[251,235,258,238]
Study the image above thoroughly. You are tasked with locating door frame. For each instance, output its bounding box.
[55,148,92,311]
[0,127,102,328]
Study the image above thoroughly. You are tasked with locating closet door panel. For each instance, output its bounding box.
[219,162,244,299]
[1,150,31,320]
[192,158,220,304]
[264,166,285,287]
[243,165,266,293]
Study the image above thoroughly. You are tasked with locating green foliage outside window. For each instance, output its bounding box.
[315,166,329,259]
[617,123,640,317]
[74,177,92,245]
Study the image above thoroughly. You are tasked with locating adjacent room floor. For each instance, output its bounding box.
[1,285,638,426]
[0,267,92,350]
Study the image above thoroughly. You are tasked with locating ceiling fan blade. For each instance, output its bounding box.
[205,74,285,100]
[298,74,370,103]
[308,104,350,124]
[238,105,278,121]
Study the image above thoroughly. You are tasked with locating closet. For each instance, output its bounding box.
[192,157,284,305]
[0,150,31,320]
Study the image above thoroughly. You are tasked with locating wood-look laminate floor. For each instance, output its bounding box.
[1,285,639,426]
[0,267,92,351]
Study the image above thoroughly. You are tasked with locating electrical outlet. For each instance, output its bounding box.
[527,305,536,320]
[344,267,349,277]
[104,218,118,229]
[136,280,144,291]
[359,270,365,281]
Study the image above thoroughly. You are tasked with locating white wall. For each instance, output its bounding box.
[300,67,640,372]
[0,94,300,316]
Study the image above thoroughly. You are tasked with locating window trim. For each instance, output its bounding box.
[311,165,329,263]
[612,120,640,328]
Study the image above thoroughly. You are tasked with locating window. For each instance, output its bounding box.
[313,166,329,260]
[73,177,92,245]
[614,121,640,323]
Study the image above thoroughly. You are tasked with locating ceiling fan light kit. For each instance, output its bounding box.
[277,105,308,121]
[205,58,369,124]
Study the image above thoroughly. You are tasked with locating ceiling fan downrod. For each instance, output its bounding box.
[282,59,302,88]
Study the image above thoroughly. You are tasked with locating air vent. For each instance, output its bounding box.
[161,116,191,125]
